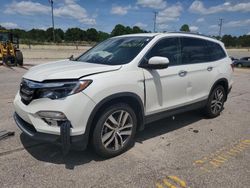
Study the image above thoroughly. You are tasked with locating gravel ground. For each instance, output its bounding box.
[0,50,250,187]
[227,48,250,59]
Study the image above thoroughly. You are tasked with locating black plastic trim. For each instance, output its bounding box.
[14,112,36,137]
[145,99,207,124]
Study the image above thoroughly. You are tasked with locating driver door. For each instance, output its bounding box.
[142,37,189,116]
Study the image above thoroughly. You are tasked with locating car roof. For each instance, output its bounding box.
[115,32,222,45]
[114,33,159,38]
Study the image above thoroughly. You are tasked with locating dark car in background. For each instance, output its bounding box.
[233,57,250,68]
[230,56,238,62]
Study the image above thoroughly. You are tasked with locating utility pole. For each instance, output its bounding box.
[153,11,158,33]
[49,0,55,42]
[218,18,223,38]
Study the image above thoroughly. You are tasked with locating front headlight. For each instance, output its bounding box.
[36,80,92,100]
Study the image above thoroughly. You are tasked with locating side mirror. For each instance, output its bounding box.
[139,56,169,69]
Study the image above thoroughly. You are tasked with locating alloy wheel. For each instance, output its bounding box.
[211,88,224,114]
[101,110,133,151]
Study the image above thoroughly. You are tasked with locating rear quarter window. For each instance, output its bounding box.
[206,41,226,61]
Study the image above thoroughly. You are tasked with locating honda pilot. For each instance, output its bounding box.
[14,33,233,157]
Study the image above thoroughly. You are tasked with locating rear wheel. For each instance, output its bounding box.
[92,103,137,158]
[203,85,226,118]
[237,63,243,68]
[15,50,23,66]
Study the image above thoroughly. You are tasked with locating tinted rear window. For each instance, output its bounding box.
[181,37,210,64]
[206,41,226,61]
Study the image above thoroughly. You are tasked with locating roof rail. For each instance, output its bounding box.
[167,31,218,40]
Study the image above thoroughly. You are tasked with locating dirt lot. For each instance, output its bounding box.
[19,44,91,60]
[227,48,250,59]
[0,49,250,188]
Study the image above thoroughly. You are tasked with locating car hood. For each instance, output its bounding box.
[23,59,122,82]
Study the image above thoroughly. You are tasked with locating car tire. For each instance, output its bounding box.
[92,103,137,158]
[237,63,242,68]
[203,85,226,118]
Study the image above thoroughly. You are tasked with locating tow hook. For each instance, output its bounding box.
[60,121,71,155]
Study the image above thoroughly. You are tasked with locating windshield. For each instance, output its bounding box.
[76,36,152,65]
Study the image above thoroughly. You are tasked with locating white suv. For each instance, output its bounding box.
[14,33,233,157]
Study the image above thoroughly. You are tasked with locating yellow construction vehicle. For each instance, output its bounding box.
[0,30,23,66]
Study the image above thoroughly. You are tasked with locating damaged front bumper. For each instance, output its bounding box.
[13,112,88,153]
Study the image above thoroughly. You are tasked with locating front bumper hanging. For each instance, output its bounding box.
[60,121,71,155]
[13,112,88,152]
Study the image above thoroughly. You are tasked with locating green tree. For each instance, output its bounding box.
[55,28,64,42]
[111,24,127,36]
[27,29,46,42]
[125,26,133,34]
[180,24,190,32]
[111,24,146,36]
[10,29,27,39]
[238,35,250,47]
[46,28,65,42]
[222,35,237,47]
[97,31,110,42]
[65,28,83,41]
[86,28,98,41]
[46,28,54,42]
[132,26,143,33]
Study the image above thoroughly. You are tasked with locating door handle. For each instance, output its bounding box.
[207,66,213,71]
[178,70,187,77]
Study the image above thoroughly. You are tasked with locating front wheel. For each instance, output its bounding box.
[92,103,137,158]
[203,85,226,118]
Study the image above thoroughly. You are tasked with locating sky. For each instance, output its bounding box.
[0,0,249,36]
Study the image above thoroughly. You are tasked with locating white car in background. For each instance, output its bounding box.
[14,33,233,158]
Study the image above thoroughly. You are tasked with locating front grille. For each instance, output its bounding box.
[20,79,35,105]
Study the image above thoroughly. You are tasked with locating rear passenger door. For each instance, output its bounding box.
[180,37,215,102]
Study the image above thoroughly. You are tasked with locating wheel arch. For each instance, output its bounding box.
[85,92,145,147]
[209,78,229,101]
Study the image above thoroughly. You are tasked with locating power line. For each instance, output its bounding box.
[218,18,223,38]
[153,11,158,33]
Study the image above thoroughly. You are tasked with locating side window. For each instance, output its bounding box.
[145,38,181,66]
[181,37,210,64]
[241,57,249,61]
[206,41,226,61]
